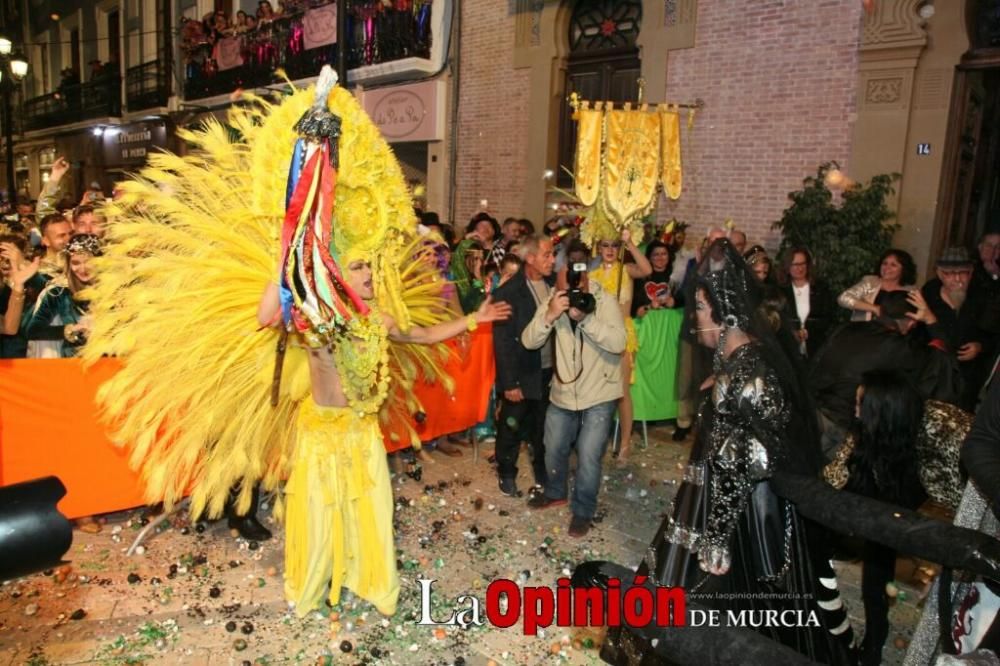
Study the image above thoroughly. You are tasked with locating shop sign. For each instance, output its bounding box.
[104,122,169,167]
[303,4,338,50]
[361,80,444,143]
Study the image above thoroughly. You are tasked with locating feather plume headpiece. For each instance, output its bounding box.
[81,68,452,518]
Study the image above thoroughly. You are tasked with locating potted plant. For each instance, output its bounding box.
[772,162,900,315]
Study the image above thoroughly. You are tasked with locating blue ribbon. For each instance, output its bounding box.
[279,139,306,324]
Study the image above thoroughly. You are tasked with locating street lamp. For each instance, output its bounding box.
[0,38,27,201]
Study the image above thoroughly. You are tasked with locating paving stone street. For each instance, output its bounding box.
[0,424,932,665]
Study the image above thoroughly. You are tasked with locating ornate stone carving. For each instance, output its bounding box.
[914,67,949,110]
[664,0,696,28]
[662,0,696,49]
[513,0,545,49]
[862,0,928,48]
[866,77,904,103]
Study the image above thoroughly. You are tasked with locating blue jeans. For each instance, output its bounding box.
[542,400,616,520]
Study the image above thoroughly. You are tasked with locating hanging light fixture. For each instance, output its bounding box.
[10,54,28,80]
[0,38,12,57]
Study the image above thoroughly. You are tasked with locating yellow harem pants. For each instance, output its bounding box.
[283,398,399,617]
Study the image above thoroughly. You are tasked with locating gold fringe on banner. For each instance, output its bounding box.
[573,105,604,207]
[602,108,661,225]
[660,105,682,200]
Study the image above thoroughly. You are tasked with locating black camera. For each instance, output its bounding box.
[566,262,596,315]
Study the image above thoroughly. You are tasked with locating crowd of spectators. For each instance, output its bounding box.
[181,0,322,80]
[181,0,432,83]
[403,205,1000,548]
[6,157,1000,652]
[0,156,108,360]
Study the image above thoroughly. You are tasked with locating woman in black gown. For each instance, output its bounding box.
[588,239,856,665]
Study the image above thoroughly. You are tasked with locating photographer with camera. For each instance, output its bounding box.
[522,240,626,537]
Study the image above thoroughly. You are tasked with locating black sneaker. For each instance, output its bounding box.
[672,426,691,442]
[568,514,591,537]
[227,515,273,541]
[527,493,567,510]
[498,477,521,498]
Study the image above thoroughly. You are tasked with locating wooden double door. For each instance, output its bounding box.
[557,52,641,188]
[937,64,1000,249]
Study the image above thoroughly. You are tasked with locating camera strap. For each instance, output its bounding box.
[553,318,585,385]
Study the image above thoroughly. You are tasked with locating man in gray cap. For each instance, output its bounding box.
[921,246,989,409]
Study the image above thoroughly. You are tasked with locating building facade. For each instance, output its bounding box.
[6,0,998,276]
[9,0,452,205]
[449,0,997,276]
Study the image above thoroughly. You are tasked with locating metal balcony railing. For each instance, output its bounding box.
[24,76,122,132]
[126,59,171,111]
[182,1,433,100]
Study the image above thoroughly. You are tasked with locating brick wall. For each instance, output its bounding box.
[450,1,531,229]
[449,0,863,247]
[658,0,863,249]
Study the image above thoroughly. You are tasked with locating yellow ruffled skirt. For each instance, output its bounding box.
[624,317,639,355]
[624,316,639,385]
[284,398,398,617]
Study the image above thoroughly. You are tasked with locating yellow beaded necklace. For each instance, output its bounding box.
[332,308,391,415]
[590,262,632,304]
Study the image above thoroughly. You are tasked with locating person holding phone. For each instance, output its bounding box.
[632,240,677,318]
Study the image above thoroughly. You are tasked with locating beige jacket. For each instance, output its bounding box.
[521,283,626,411]
[838,275,915,321]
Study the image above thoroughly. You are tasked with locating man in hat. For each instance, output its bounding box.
[921,246,989,410]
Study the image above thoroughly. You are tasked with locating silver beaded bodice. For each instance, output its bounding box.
[699,343,791,574]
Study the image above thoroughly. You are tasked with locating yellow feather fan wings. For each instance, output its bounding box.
[83,83,450,519]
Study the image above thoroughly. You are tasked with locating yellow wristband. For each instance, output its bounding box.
[466,314,478,332]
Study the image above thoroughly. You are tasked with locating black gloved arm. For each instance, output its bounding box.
[962,377,1000,519]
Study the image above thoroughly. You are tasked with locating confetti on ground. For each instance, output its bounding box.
[0,424,927,664]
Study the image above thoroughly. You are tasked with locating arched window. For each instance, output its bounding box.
[558,0,643,186]
[971,0,1000,49]
[569,0,641,54]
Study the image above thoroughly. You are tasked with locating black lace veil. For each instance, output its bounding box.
[682,238,823,477]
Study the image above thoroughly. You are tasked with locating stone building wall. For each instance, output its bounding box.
[449,1,879,251]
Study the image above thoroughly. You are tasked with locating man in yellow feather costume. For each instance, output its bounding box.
[82,66,509,618]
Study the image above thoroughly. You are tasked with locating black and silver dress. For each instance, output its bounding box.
[628,342,854,664]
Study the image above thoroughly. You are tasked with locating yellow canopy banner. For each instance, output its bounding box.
[573,107,604,207]
[660,106,682,200]
[602,108,662,225]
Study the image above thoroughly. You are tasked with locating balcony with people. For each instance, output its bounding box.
[23,61,122,133]
[181,0,440,101]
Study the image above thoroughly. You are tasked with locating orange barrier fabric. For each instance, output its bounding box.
[0,358,147,520]
[383,324,496,452]
[0,328,497,517]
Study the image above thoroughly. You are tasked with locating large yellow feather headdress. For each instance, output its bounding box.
[82,67,450,518]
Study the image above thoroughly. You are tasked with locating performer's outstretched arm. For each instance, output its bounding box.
[387,297,511,345]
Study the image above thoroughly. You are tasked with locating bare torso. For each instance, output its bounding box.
[306,321,390,407]
[307,346,348,407]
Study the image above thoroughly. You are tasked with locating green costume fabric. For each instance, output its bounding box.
[630,308,682,420]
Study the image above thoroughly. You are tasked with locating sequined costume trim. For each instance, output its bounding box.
[701,343,791,570]
[680,462,706,486]
[664,517,702,550]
